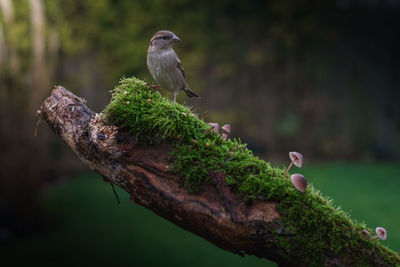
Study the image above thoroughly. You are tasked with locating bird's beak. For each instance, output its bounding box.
[171,34,181,42]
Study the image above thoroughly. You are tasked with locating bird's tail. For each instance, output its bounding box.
[184,87,200,98]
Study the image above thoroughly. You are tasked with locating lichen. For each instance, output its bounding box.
[103,77,400,266]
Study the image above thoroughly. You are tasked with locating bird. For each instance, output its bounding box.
[147,30,200,102]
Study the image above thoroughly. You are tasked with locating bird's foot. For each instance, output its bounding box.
[146,82,161,90]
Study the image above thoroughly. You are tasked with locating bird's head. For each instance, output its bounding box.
[149,30,180,50]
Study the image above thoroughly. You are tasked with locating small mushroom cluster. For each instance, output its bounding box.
[284,152,389,242]
[285,152,308,192]
[206,122,231,141]
[361,227,388,241]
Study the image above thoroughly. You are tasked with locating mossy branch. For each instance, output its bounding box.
[38,79,400,266]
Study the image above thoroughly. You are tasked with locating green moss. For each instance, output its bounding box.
[103,77,400,266]
[103,77,207,144]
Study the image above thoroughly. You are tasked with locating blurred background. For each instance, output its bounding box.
[0,0,399,266]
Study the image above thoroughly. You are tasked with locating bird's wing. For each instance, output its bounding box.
[176,60,186,80]
[172,50,186,80]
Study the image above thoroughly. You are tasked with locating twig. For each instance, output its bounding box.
[110,183,120,204]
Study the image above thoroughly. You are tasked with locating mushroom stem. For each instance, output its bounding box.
[371,235,380,240]
[284,160,296,176]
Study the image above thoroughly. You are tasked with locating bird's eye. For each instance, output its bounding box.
[162,36,167,40]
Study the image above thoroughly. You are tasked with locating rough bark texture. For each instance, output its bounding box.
[38,86,400,267]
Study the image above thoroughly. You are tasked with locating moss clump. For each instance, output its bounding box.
[103,77,400,266]
[103,77,207,145]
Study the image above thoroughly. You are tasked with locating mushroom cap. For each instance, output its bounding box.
[221,124,231,134]
[361,229,370,237]
[289,151,303,168]
[375,227,387,240]
[208,122,219,134]
[221,132,229,141]
[290,173,307,192]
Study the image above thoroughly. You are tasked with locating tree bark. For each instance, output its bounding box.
[38,86,400,267]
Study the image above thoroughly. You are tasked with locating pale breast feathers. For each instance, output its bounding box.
[148,49,187,92]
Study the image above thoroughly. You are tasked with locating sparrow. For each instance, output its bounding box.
[147,30,200,102]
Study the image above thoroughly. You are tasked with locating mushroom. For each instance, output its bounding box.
[371,227,387,240]
[220,124,231,141]
[221,124,231,134]
[290,174,307,192]
[202,122,219,135]
[207,122,219,134]
[284,151,304,176]
[361,229,370,238]
[202,122,231,141]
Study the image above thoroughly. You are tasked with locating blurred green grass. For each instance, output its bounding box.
[2,162,399,266]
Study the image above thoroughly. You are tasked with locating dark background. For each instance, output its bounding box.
[0,0,399,266]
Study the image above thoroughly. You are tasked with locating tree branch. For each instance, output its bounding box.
[38,86,400,266]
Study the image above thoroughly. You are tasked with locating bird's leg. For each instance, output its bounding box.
[173,91,178,102]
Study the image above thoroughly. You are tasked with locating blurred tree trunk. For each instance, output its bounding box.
[29,0,49,110]
[0,0,19,74]
[0,23,6,131]
[0,23,5,69]
[0,0,17,143]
